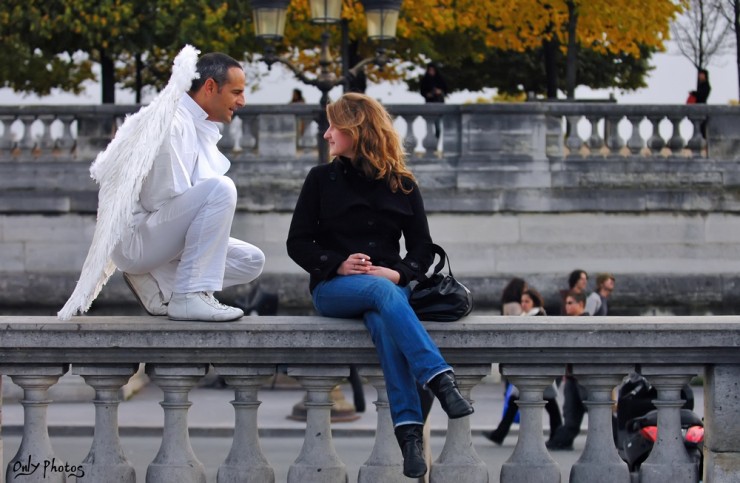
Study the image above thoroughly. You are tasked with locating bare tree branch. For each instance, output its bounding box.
[671,0,732,69]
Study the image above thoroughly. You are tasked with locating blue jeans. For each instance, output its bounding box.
[312,275,452,426]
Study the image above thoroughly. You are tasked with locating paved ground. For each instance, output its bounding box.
[0,373,703,482]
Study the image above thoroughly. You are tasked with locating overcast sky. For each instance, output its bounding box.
[0,44,736,107]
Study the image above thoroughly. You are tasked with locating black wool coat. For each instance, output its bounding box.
[286,157,435,292]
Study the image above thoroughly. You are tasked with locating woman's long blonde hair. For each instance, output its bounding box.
[326,92,415,193]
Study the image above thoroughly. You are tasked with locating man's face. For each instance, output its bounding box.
[203,67,246,124]
[603,278,615,292]
[574,272,588,293]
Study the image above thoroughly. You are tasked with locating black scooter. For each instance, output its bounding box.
[612,373,704,477]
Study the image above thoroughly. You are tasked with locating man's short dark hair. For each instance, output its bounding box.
[190,52,242,92]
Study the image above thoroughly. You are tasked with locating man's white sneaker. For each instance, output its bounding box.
[167,292,244,322]
[123,272,167,316]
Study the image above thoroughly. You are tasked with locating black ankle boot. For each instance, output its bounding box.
[394,424,427,478]
[428,371,474,419]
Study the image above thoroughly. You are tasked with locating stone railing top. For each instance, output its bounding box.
[1,315,739,366]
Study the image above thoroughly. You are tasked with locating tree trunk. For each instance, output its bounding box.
[543,37,559,99]
[135,53,143,104]
[100,48,115,104]
[565,0,579,99]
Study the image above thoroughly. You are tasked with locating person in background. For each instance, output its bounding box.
[485,287,561,445]
[693,69,711,104]
[501,277,527,315]
[585,272,615,316]
[521,288,547,316]
[560,269,588,314]
[691,69,711,137]
[547,290,588,450]
[419,62,448,138]
[286,92,473,479]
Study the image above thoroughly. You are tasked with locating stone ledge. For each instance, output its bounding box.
[1,315,739,366]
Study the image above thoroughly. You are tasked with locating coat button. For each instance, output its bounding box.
[410,261,419,269]
[368,241,377,248]
[368,220,375,226]
[320,255,328,262]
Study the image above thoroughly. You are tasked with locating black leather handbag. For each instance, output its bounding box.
[409,244,473,322]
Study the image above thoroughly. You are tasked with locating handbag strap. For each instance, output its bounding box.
[428,243,455,277]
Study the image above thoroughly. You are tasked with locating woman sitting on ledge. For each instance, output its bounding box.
[286,92,473,478]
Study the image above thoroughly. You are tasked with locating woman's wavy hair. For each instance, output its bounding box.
[325,92,415,193]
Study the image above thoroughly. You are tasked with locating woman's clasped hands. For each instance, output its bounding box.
[338,253,400,284]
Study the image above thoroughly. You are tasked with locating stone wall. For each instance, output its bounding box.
[1,102,739,315]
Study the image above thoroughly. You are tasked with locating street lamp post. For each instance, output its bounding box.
[251,0,402,163]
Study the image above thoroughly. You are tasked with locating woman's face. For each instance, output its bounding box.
[521,293,534,313]
[565,296,583,316]
[324,122,355,158]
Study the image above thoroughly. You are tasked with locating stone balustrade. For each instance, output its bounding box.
[1,315,739,483]
[0,103,734,163]
[2,101,740,314]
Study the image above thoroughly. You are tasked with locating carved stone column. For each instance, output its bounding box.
[500,364,561,483]
[431,365,490,483]
[287,366,349,483]
[638,366,701,483]
[2,365,68,483]
[213,365,276,483]
[568,365,631,483]
[145,364,207,483]
[74,364,139,483]
[357,366,405,483]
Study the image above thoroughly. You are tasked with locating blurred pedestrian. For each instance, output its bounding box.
[419,62,448,138]
[585,273,615,316]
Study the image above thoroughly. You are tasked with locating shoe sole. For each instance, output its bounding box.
[167,314,244,323]
[448,406,475,419]
[123,273,166,316]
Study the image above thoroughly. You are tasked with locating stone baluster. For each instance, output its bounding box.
[441,112,461,160]
[145,364,207,483]
[586,115,604,155]
[686,117,706,157]
[74,364,138,483]
[217,122,236,153]
[287,366,349,483]
[402,115,418,155]
[2,365,68,483]
[568,365,631,483]
[430,365,490,483]
[240,114,257,151]
[357,366,405,483]
[565,115,583,156]
[638,366,701,483]
[626,115,645,156]
[54,115,76,152]
[18,115,36,152]
[423,116,440,156]
[37,115,55,154]
[213,365,276,483]
[666,116,685,155]
[0,115,15,151]
[500,365,561,483]
[646,116,666,155]
[605,116,624,157]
